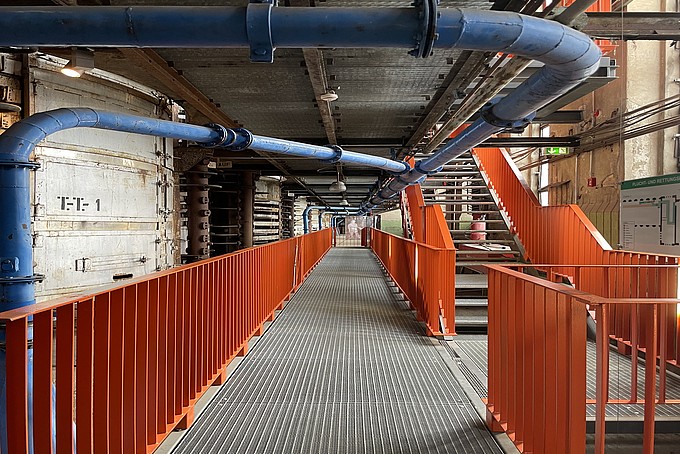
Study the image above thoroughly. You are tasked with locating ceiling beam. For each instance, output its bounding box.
[583,12,680,40]
[287,0,337,145]
[117,48,238,128]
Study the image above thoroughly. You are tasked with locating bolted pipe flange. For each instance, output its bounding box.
[225,128,254,151]
[391,161,411,175]
[322,145,344,164]
[414,161,443,176]
[0,160,41,170]
[408,0,439,58]
[480,101,536,132]
[246,0,276,63]
[200,123,232,148]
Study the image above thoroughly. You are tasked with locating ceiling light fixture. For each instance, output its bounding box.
[329,164,347,192]
[339,198,350,206]
[61,48,95,78]
[319,90,338,102]
[328,180,347,193]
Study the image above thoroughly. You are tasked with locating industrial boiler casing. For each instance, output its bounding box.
[28,57,176,301]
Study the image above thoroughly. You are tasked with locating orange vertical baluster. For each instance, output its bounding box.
[109,289,125,453]
[135,283,149,453]
[56,304,75,453]
[33,310,53,454]
[6,318,29,454]
[75,298,95,454]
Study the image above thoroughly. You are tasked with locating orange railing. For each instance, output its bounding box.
[369,228,456,336]
[1,229,332,454]
[403,184,455,249]
[487,264,680,454]
[473,148,679,343]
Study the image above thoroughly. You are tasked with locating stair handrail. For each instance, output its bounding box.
[472,148,678,271]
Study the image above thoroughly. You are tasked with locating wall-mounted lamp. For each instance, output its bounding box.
[61,48,94,78]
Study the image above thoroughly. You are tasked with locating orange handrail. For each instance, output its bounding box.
[473,148,678,291]
[1,229,332,454]
[474,148,679,365]
[369,228,456,336]
[486,264,680,454]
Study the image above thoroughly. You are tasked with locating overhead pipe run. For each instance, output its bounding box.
[0,4,601,212]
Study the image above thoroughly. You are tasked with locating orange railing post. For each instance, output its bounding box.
[487,263,680,454]
[0,229,332,453]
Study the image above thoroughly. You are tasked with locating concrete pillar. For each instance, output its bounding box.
[242,171,254,248]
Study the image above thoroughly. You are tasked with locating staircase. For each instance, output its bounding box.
[417,150,526,332]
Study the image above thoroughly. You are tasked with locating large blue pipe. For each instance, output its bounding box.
[0,5,600,211]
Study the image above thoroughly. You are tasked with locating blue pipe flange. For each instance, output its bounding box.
[409,0,439,58]
[200,123,232,148]
[323,145,344,164]
[414,161,443,176]
[0,160,40,170]
[0,274,45,285]
[480,101,536,133]
[246,0,276,63]
[392,161,411,175]
[226,128,254,151]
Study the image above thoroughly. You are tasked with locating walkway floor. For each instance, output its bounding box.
[172,248,502,454]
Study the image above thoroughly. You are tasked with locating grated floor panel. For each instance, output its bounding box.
[452,336,680,419]
[172,249,501,454]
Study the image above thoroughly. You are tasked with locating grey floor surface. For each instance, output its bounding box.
[172,248,502,454]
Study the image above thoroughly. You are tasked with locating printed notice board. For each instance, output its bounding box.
[620,173,680,255]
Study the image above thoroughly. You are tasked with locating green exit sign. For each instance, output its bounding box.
[545,147,570,155]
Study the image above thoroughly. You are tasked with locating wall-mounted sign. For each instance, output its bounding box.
[620,173,680,254]
[544,147,571,155]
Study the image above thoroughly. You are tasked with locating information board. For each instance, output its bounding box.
[620,173,680,255]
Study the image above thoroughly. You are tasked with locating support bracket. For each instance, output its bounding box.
[247,0,276,63]
[322,145,344,164]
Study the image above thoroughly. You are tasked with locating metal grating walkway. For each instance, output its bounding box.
[172,248,502,454]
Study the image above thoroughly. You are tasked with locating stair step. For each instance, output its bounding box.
[447,219,506,223]
[440,210,501,214]
[424,178,485,182]
[422,185,490,190]
[422,194,493,199]
[450,229,509,233]
[456,250,521,255]
[431,201,498,205]
[455,316,489,327]
[454,239,515,243]
[456,298,488,307]
[456,274,488,288]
